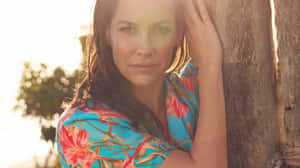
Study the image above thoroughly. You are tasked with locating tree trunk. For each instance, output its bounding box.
[274,0,300,167]
[206,0,280,167]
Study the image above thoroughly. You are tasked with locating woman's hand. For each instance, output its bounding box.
[182,0,223,69]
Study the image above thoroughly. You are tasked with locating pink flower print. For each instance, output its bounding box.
[166,92,189,119]
[59,125,118,167]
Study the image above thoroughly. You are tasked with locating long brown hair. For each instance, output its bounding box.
[63,0,190,138]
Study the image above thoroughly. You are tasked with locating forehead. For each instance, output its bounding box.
[112,0,176,25]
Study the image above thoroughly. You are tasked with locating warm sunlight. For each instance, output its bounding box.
[1,0,294,167]
[270,0,279,64]
[0,0,94,167]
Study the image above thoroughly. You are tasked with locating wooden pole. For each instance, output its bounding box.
[208,0,280,167]
[274,0,300,166]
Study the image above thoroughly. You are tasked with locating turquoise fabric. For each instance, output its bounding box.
[56,59,199,168]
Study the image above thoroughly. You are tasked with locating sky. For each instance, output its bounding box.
[0,0,94,167]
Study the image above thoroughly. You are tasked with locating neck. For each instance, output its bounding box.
[132,79,166,115]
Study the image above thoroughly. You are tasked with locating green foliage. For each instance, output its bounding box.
[14,36,87,120]
[14,62,86,144]
[15,62,85,120]
[14,35,88,167]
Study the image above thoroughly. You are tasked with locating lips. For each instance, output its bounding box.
[129,64,158,71]
[129,64,158,67]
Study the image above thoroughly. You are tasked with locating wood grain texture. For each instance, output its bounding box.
[275,0,300,166]
[213,0,280,167]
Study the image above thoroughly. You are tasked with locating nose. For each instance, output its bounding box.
[136,32,154,56]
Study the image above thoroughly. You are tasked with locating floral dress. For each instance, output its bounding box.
[56,59,200,168]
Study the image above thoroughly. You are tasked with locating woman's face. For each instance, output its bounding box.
[107,0,181,87]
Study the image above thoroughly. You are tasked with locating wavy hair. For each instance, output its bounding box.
[63,0,190,138]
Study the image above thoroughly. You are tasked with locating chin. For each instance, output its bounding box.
[129,75,160,87]
[131,79,156,87]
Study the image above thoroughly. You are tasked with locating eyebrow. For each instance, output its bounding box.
[117,20,173,26]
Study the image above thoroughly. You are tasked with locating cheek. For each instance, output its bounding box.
[154,32,178,61]
[151,32,176,50]
[111,35,135,65]
[157,40,176,62]
[160,47,176,70]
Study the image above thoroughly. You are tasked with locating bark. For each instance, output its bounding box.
[206,0,280,167]
[274,0,300,167]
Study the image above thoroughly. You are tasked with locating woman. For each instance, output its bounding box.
[56,0,227,167]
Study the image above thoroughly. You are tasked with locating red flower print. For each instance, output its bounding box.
[166,92,189,119]
[186,69,199,85]
[59,125,118,167]
[181,78,195,93]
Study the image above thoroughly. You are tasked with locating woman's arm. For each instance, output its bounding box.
[160,65,227,168]
[161,0,228,167]
[190,66,228,167]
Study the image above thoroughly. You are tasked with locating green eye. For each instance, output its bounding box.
[120,26,136,33]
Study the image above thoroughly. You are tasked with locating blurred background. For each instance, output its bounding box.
[0,0,95,167]
[1,0,299,167]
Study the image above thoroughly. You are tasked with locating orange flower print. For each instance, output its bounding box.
[59,125,117,167]
[166,92,189,119]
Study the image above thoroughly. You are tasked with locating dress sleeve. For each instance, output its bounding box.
[180,58,199,88]
[165,58,200,149]
[178,58,200,108]
[56,101,176,168]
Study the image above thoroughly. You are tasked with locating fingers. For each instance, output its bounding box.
[192,0,204,23]
[195,0,212,24]
[183,0,211,25]
[182,0,202,26]
[182,0,204,43]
